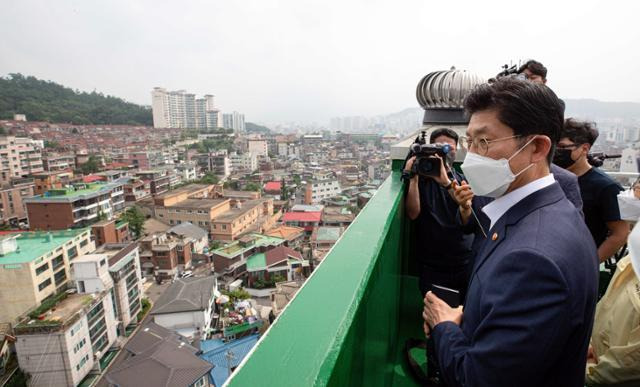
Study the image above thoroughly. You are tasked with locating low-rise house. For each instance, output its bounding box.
[245,245,308,287]
[282,211,322,233]
[0,229,95,323]
[210,199,274,241]
[211,233,285,277]
[199,334,259,387]
[106,321,212,387]
[0,179,35,225]
[139,232,193,278]
[263,225,305,249]
[310,226,343,251]
[168,222,208,254]
[150,276,218,340]
[91,219,130,247]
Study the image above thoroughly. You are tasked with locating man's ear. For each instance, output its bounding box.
[531,135,551,163]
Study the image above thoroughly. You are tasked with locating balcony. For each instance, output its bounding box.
[228,157,423,386]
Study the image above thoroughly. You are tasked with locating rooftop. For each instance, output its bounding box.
[211,233,285,259]
[107,323,212,387]
[151,276,216,315]
[199,334,259,387]
[214,199,265,222]
[313,227,343,243]
[263,225,305,241]
[154,183,210,200]
[168,198,227,210]
[25,180,124,203]
[282,211,322,223]
[0,229,88,264]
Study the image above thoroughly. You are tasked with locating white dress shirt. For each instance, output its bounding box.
[482,174,556,231]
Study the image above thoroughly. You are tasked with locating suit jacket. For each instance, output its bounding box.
[433,182,599,387]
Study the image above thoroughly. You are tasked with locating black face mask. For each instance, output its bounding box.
[553,148,576,169]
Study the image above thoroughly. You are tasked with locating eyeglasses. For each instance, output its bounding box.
[459,135,523,155]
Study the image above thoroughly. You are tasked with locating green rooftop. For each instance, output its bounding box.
[246,252,267,271]
[212,233,285,259]
[0,229,89,265]
[25,182,118,203]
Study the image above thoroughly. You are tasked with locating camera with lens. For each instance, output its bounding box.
[489,63,528,83]
[402,131,454,179]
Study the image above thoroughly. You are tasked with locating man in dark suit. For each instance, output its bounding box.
[422,78,599,387]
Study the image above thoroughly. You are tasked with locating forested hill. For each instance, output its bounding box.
[0,73,152,125]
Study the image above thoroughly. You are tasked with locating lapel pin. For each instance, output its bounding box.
[492,232,498,241]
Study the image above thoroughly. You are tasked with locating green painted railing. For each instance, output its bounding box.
[228,164,423,386]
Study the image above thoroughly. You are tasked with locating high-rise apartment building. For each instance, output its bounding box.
[222,111,246,133]
[152,88,222,130]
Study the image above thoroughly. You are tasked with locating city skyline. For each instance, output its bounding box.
[2,1,640,125]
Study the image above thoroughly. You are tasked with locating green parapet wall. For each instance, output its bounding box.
[228,169,418,386]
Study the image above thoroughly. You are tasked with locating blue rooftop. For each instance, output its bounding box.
[199,334,259,386]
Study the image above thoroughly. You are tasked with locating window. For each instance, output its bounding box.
[38,278,52,291]
[35,262,49,276]
[79,239,88,248]
[99,259,106,267]
[222,225,227,230]
[54,269,67,286]
[67,246,78,259]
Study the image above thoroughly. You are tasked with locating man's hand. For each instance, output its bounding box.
[426,155,451,187]
[404,156,417,173]
[422,291,463,337]
[587,344,598,364]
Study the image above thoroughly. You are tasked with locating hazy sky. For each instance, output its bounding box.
[2,0,639,125]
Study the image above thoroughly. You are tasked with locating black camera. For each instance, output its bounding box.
[401,131,454,180]
[411,143,453,177]
[489,63,527,83]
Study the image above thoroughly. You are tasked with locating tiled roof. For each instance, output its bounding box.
[106,322,212,387]
[264,181,282,191]
[282,211,322,223]
[151,277,216,315]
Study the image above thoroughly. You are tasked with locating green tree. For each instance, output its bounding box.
[0,73,153,125]
[195,173,219,185]
[245,182,261,192]
[44,140,60,149]
[120,207,145,239]
[79,156,100,174]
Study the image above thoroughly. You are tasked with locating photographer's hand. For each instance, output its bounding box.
[427,154,452,187]
[404,156,421,220]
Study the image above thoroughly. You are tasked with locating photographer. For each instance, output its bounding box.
[554,118,629,262]
[405,128,473,298]
[404,127,473,385]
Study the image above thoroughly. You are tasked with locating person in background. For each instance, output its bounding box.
[586,221,640,386]
[517,59,548,85]
[554,118,630,262]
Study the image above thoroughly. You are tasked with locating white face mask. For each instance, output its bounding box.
[628,221,640,280]
[461,136,536,198]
